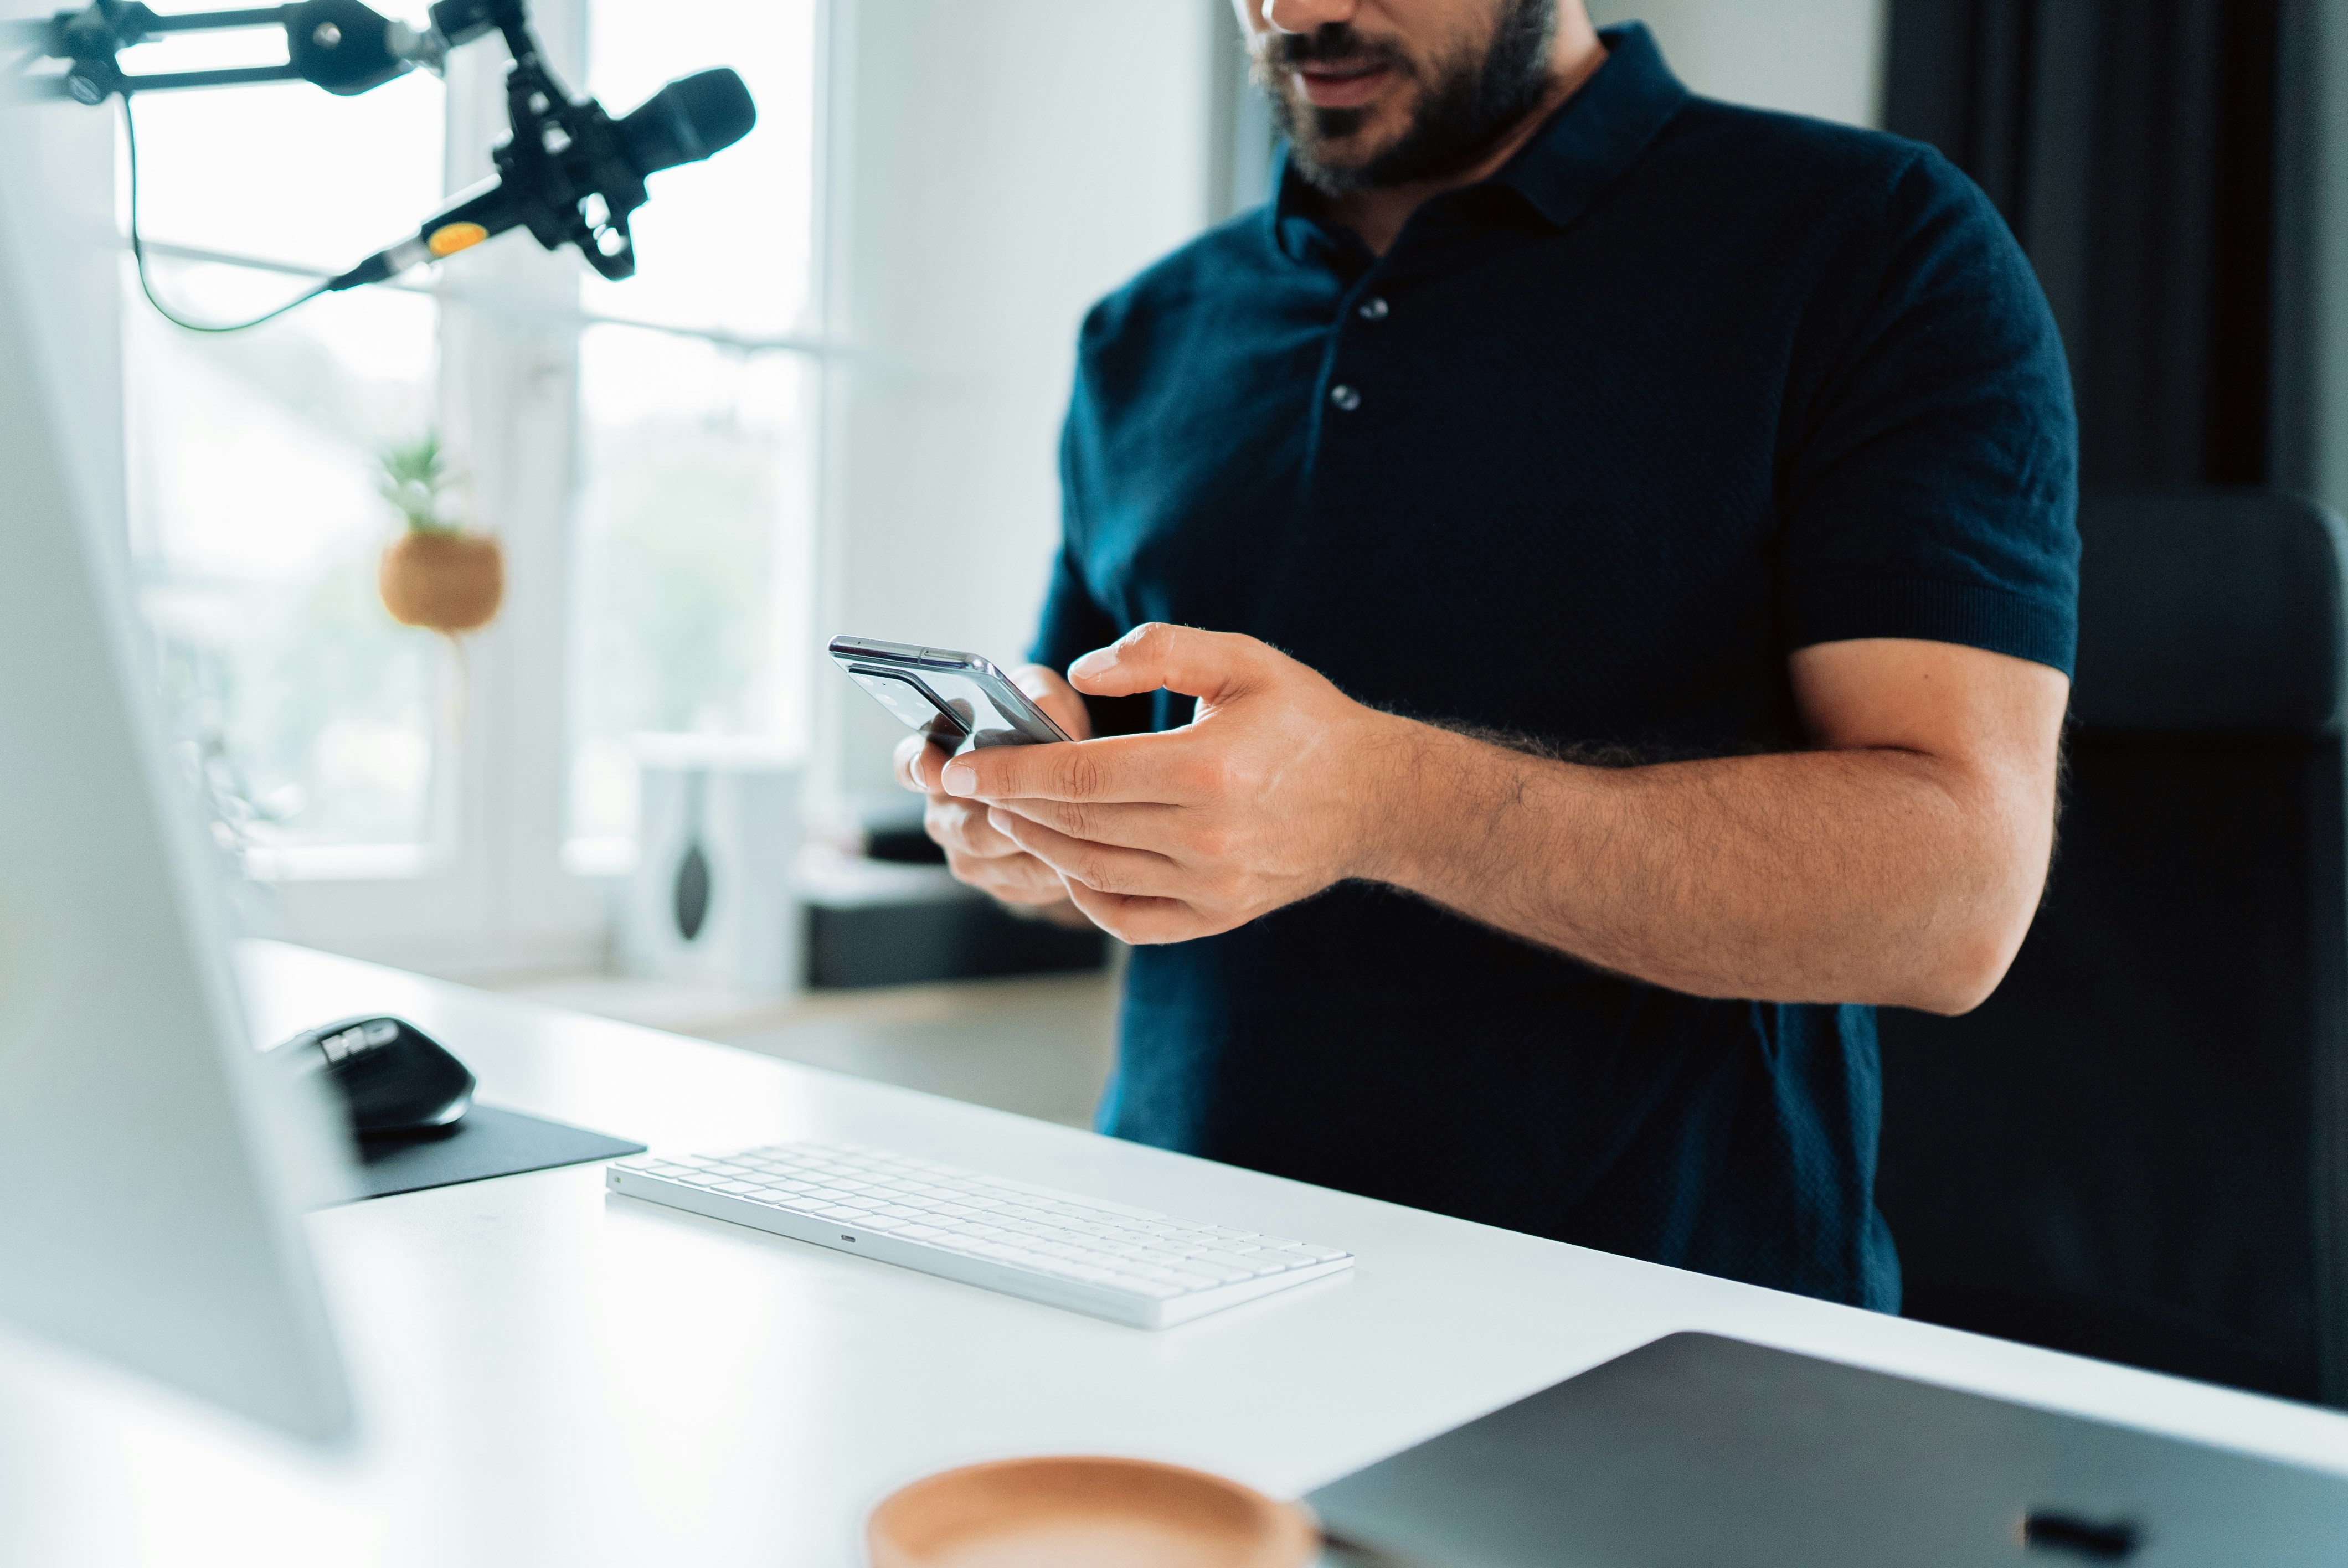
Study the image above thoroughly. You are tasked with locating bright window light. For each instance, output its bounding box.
[121,32,449,860]
[582,0,819,338]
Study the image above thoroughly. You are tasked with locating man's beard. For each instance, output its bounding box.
[1259,0,1560,197]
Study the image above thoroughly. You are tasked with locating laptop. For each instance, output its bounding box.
[1307,1332,2348,1566]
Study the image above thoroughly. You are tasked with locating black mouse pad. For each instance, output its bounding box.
[346,1103,644,1201]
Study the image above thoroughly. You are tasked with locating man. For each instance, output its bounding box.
[898,0,2076,1311]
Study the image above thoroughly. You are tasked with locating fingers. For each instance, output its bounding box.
[1068,622,1273,704]
[1062,881,1226,946]
[985,796,1190,856]
[926,798,1070,904]
[902,733,1079,907]
[893,732,955,794]
[925,795,1023,862]
[1010,663,1093,742]
[988,808,1188,899]
[941,731,1205,806]
[955,849,1072,905]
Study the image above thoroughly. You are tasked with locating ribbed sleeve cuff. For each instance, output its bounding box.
[1783,577,2077,676]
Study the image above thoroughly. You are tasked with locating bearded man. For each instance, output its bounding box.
[898,0,2077,1311]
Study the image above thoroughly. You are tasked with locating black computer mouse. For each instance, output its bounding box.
[269,1015,476,1139]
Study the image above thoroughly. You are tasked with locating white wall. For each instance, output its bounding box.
[813,0,1218,804]
[1589,0,1886,128]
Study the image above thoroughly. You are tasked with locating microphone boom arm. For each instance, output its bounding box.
[4,0,456,103]
[9,0,751,323]
[8,0,650,283]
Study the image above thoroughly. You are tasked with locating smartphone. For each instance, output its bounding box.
[828,635,1072,753]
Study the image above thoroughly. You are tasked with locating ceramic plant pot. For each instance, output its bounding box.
[379,530,504,633]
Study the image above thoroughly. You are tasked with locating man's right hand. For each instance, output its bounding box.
[893,663,1095,922]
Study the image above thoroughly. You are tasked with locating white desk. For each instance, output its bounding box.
[4,942,2346,1566]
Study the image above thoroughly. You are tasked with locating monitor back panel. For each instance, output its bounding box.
[0,95,351,1441]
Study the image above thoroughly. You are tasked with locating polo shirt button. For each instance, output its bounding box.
[1357,296,1389,320]
[1329,383,1362,411]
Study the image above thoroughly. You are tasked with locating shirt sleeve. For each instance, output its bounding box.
[1032,384,1155,737]
[1032,535,1117,676]
[1775,147,2081,675]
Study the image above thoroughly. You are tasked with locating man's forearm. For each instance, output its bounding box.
[1357,719,2052,1013]
[948,628,2066,977]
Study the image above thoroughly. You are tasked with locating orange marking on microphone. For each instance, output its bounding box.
[426,221,490,258]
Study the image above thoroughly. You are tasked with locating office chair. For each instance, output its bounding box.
[1875,489,2348,1409]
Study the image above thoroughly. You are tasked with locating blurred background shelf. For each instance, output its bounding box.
[492,961,1119,1128]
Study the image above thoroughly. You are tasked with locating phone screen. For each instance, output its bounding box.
[831,638,1068,751]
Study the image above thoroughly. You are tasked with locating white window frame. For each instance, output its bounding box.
[114,0,838,980]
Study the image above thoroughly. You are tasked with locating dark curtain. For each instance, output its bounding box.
[1877,3,2348,1405]
[1881,0,2308,491]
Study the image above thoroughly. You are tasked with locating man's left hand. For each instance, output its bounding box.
[938,623,1401,943]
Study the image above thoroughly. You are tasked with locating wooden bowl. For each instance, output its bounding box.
[867,1456,1319,1568]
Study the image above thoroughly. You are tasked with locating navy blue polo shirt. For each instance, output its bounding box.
[1034,24,2077,1309]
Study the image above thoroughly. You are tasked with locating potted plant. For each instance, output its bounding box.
[375,432,503,634]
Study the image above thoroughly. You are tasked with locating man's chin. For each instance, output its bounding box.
[1289,142,1398,196]
[1290,121,1407,176]
[1275,91,1422,194]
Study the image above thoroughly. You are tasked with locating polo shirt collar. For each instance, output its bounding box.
[1265,20,1688,261]
[1494,22,1688,229]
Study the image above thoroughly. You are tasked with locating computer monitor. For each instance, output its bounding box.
[0,91,353,1441]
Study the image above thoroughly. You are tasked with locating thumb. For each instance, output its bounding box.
[1009,663,1092,741]
[1069,623,1268,703]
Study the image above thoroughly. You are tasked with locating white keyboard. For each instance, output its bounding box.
[606,1141,1353,1328]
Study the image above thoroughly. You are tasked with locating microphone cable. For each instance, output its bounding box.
[120,95,328,333]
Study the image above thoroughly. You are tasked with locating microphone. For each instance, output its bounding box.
[327,66,756,291]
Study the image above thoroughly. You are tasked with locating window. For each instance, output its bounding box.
[568,329,815,850]
[568,0,820,862]
[115,0,826,970]
[121,11,449,875]
[128,287,447,871]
